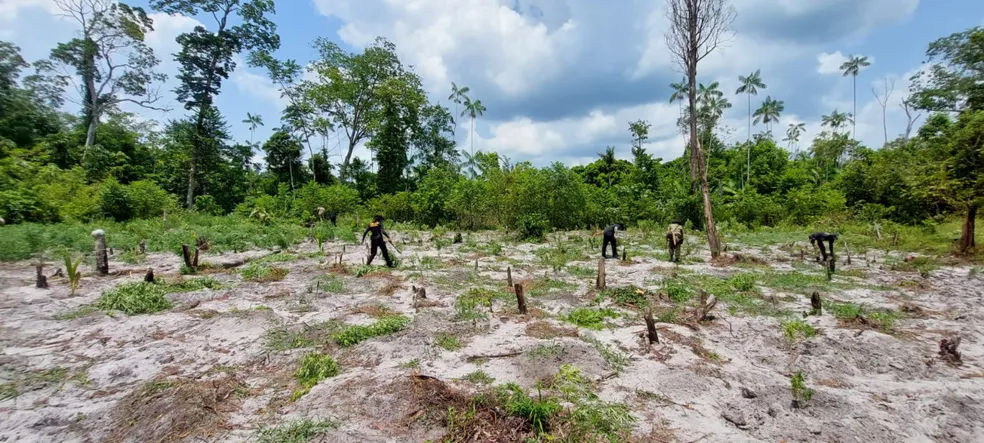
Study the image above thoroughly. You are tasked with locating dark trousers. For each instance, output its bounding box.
[816,240,835,271]
[602,234,618,258]
[667,234,682,262]
[368,238,393,267]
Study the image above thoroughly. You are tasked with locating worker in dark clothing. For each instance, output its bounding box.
[362,215,394,267]
[602,223,625,259]
[328,212,337,226]
[666,221,685,263]
[809,232,838,269]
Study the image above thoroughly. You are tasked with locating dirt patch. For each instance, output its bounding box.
[105,375,246,443]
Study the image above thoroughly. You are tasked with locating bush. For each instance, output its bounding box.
[99,177,132,222]
[194,194,223,216]
[128,180,177,219]
[517,212,549,241]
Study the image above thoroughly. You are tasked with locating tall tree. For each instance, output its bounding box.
[664,0,736,259]
[910,26,984,252]
[871,79,894,145]
[839,54,871,139]
[48,0,167,156]
[303,36,406,183]
[243,112,262,145]
[461,97,486,157]
[736,69,765,186]
[784,122,805,151]
[369,74,425,194]
[821,110,853,133]
[669,77,689,131]
[262,130,304,191]
[752,96,784,134]
[629,119,651,155]
[447,82,470,141]
[411,103,457,172]
[151,0,279,209]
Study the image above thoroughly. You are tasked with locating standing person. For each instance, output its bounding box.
[602,223,625,259]
[666,220,685,263]
[362,215,394,268]
[809,232,838,270]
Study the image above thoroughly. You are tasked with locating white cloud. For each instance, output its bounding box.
[816,51,849,75]
[0,0,58,22]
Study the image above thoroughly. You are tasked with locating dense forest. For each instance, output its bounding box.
[1,1,982,255]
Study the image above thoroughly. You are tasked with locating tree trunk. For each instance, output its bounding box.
[688,64,722,258]
[514,283,527,315]
[852,75,857,140]
[36,263,48,289]
[960,202,977,253]
[85,115,98,154]
[746,95,751,188]
[93,230,109,275]
[186,150,197,209]
[644,308,659,344]
[340,139,357,183]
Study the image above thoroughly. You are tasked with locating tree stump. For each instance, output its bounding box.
[507,266,513,288]
[474,259,479,272]
[138,240,147,254]
[939,337,962,364]
[92,229,109,275]
[596,259,606,290]
[644,308,659,344]
[181,244,199,271]
[622,247,627,262]
[145,267,155,283]
[695,289,717,321]
[810,291,822,316]
[35,263,48,289]
[514,283,528,315]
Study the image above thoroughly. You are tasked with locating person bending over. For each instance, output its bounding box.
[666,221,685,263]
[809,232,838,264]
[602,223,625,259]
[362,215,394,268]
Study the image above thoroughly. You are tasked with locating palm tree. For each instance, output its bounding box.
[697,82,731,123]
[752,96,784,134]
[448,82,470,141]
[736,70,766,187]
[821,110,853,133]
[839,55,871,139]
[243,113,263,145]
[461,98,486,157]
[784,122,806,151]
[669,77,689,127]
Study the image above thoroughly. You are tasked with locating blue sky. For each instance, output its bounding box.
[3,0,984,167]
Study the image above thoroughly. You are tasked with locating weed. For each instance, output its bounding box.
[781,319,817,342]
[565,265,595,279]
[241,263,289,282]
[790,370,814,407]
[827,302,902,331]
[313,274,344,293]
[291,353,340,401]
[663,277,695,303]
[95,282,173,315]
[435,332,463,351]
[253,252,299,264]
[0,383,16,400]
[454,288,508,321]
[563,308,619,330]
[970,266,982,279]
[501,383,562,434]
[64,255,83,295]
[890,256,940,278]
[353,265,388,277]
[256,418,340,443]
[55,304,99,320]
[461,370,495,385]
[398,359,421,369]
[729,273,756,291]
[526,278,578,298]
[525,321,578,339]
[527,342,567,360]
[838,268,867,278]
[331,316,410,347]
[600,286,651,309]
[581,335,630,373]
[262,321,341,351]
[552,365,635,441]
[484,240,503,256]
[165,276,223,292]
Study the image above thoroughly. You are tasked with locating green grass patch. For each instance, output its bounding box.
[241,263,289,282]
[291,352,340,401]
[95,282,173,315]
[827,302,903,331]
[890,256,941,277]
[262,321,342,351]
[527,342,567,360]
[312,274,345,293]
[454,287,509,321]
[461,370,495,385]
[581,335,631,373]
[253,252,300,264]
[562,308,619,330]
[434,332,463,351]
[780,318,817,342]
[256,418,340,443]
[527,278,578,298]
[331,315,410,347]
[565,265,595,279]
[164,276,224,292]
[599,286,652,309]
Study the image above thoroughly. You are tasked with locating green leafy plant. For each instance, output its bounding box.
[64,254,83,296]
[434,332,463,351]
[501,383,562,434]
[781,318,817,342]
[790,370,814,407]
[95,282,172,315]
[563,308,619,330]
[292,352,340,401]
[331,316,410,347]
[729,273,756,291]
[241,263,289,282]
[256,418,339,443]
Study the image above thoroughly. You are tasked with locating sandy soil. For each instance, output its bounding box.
[1,230,983,442]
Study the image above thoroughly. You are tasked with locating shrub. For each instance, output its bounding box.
[517,212,549,240]
[194,194,223,216]
[99,177,133,221]
[127,180,177,219]
[729,273,756,292]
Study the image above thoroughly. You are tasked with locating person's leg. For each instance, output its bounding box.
[827,239,836,272]
[381,242,393,267]
[817,241,828,263]
[368,240,379,265]
[602,235,612,258]
[611,237,618,259]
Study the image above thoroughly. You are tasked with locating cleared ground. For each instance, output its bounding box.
[1,228,982,442]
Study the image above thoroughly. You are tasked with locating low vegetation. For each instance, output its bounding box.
[292,353,340,401]
[331,316,410,347]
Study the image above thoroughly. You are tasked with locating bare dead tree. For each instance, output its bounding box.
[664,0,735,258]
[900,96,923,140]
[872,78,895,146]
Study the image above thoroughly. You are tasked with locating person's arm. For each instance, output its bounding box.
[362,227,370,243]
[383,228,392,241]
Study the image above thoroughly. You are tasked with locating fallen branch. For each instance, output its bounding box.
[465,351,523,362]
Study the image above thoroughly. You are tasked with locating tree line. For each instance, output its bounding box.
[0,0,980,254]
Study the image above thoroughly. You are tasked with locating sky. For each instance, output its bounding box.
[3,0,984,168]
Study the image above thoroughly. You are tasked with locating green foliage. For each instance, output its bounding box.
[99,177,133,222]
[64,254,82,295]
[434,332,463,351]
[729,273,756,291]
[241,263,289,282]
[563,307,619,330]
[790,370,814,406]
[781,318,817,342]
[600,286,652,309]
[581,335,631,373]
[517,212,549,241]
[454,288,508,321]
[292,352,340,401]
[331,315,410,347]
[501,383,562,435]
[461,370,495,385]
[95,282,173,315]
[255,418,339,443]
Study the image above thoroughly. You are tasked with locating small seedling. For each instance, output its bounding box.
[65,255,83,296]
[790,370,814,408]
